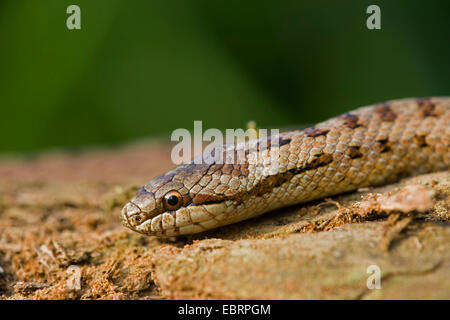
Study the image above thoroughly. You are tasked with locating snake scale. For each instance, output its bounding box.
[121,97,450,237]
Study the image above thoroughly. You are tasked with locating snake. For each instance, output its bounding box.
[120,97,450,237]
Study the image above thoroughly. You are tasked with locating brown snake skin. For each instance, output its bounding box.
[121,97,450,237]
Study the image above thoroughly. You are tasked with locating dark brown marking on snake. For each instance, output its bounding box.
[233,153,334,198]
[417,98,438,117]
[255,136,291,153]
[192,192,228,205]
[375,104,397,121]
[376,138,391,153]
[307,153,333,169]
[279,137,292,146]
[192,222,203,230]
[413,135,428,147]
[286,153,333,176]
[190,153,334,206]
[340,113,363,129]
[304,127,330,137]
[347,146,363,159]
[224,136,292,161]
[182,194,193,206]
[251,174,292,198]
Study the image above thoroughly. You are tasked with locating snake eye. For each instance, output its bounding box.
[163,190,182,211]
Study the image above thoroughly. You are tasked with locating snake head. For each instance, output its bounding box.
[120,162,235,237]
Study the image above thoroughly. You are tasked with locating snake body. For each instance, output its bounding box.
[121,97,450,237]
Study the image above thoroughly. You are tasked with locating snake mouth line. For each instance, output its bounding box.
[122,204,230,237]
[121,203,179,236]
[130,215,207,237]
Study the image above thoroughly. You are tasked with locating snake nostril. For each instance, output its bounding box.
[121,202,143,228]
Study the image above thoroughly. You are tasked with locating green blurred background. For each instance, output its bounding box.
[0,0,449,153]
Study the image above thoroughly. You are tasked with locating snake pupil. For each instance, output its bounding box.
[163,190,183,211]
[167,195,179,206]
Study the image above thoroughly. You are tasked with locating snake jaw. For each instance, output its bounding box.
[121,198,233,236]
